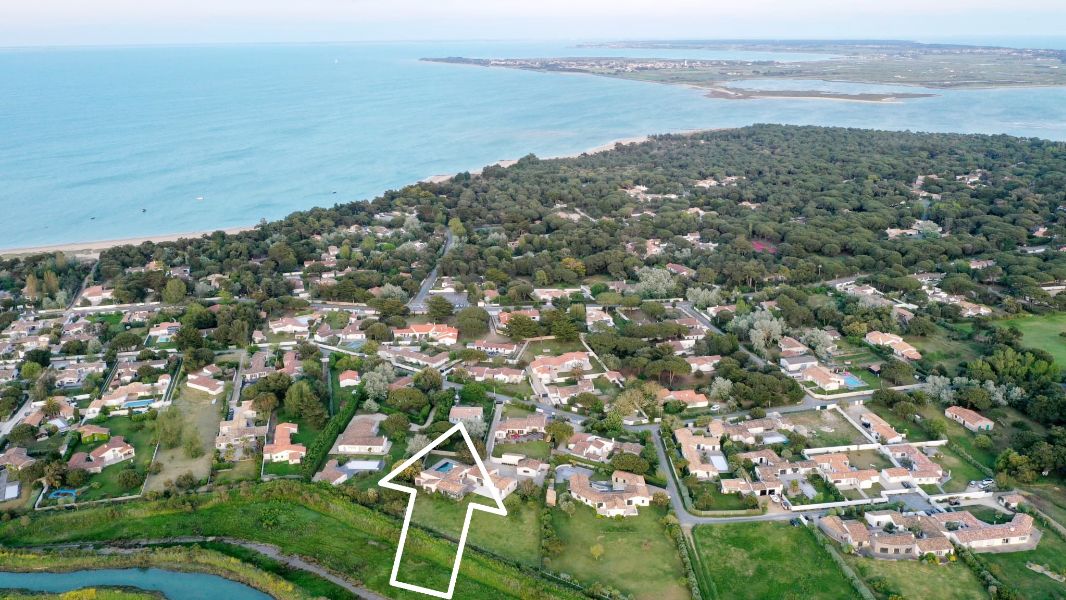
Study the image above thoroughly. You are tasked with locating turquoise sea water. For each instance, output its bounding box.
[2,40,1066,248]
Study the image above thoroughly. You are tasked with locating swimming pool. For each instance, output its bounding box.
[842,374,865,389]
[123,399,154,409]
[435,461,455,473]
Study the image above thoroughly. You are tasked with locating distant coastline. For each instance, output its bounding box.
[0,226,254,257]
[0,134,660,257]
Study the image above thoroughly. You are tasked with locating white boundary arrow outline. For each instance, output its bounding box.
[378,421,507,599]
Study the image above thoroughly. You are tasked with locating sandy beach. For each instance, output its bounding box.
[0,226,255,257]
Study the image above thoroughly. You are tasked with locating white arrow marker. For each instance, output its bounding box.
[378,421,507,599]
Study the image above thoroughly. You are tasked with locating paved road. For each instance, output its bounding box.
[408,230,456,312]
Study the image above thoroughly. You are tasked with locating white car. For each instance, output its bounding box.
[770,494,781,503]
[710,404,721,412]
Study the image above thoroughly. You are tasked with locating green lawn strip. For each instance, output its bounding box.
[843,552,987,600]
[692,521,854,600]
[491,440,551,460]
[980,521,1066,599]
[409,493,542,566]
[0,482,579,600]
[546,504,688,600]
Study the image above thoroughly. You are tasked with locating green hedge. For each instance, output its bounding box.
[300,387,364,480]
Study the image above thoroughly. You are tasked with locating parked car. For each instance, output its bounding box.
[770,494,781,503]
[710,404,721,412]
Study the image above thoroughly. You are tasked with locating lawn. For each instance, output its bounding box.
[491,440,552,460]
[68,415,157,502]
[843,553,987,600]
[406,492,542,566]
[917,404,998,470]
[907,326,982,376]
[146,386,222,491]
[787,409,868,447]
[1024,482,1066,529]
[864,402,936,442]
[548,504,688,600]
[962,505,1014,525]
[981,522,1066,600]
[213,458,260,484]
[929,445,988,493]
[263,412,324,477]
[692,522,853,600]
[522,339,588,362]
[687,480,750,511]
[998,312,1066,366]
[0,481,584,600]
[845,449,894,471]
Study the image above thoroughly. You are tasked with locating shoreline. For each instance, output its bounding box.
[0,226,255,257]
[2,129,702,257]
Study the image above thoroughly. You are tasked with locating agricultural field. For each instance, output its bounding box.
[146,386,222,491]
[547,504,688,600]
[691,522,853,600]
[844,552,987,600]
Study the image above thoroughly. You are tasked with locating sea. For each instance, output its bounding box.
[2,39,1066,248]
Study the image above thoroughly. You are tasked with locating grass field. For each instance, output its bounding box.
[907,326,983,376]
[930,445,988,493]
[863,403,935,442]
[844,553,987,600]
[0,482,584,600]
[146,386,221,491]
[406,492,542,566]
[263,412,323,477]
[213,459,260,484]
[787,409,868,447]
[548,504,688,600]
[998,312,1066,366]
[491,440,552,460]
[71,416,156,502]
[845,449,894,471]
[981,522,1066,600]
[691,522,853,600]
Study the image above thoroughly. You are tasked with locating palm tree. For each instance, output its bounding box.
[42,397,61,419]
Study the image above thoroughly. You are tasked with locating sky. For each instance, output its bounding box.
[2,0,1065,47]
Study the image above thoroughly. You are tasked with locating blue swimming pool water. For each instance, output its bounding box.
[435,462,455,473]
[843,374,865,389]
[123,399,154,408]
